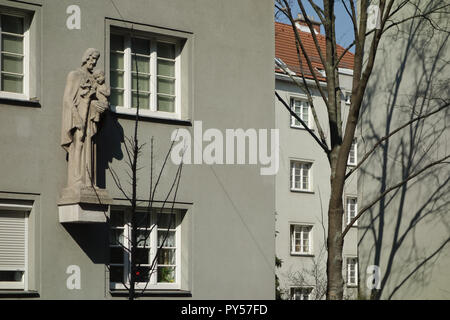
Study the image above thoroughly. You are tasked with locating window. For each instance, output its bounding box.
[109,207,182,290]
[348,140,357,165]
[346,197,358,226]
[347,257,358,286]
[0,12,29,99]
[110,31,180,118]
[0,208,29,290]
[290,99,310,128]
[344,91,351,105]
[290,287,313,300]
[290,224,312,255]
[291,161,312,191]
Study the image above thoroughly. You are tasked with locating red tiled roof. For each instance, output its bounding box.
[275,21,354,81]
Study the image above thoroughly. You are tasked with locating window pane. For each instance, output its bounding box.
[134,212,150,228]
[110,52,124,70]
[157,95,175,112]
[110,210,124,226]
[294,174,300,189]
[158,248,175,265]
[157,42,175,59]
[109,229,124,246]
[109,266,123,283]
[0,271,23,282]
[132,92,150,109]
[132,73,150,92]
[1,73,22,93]
[1,54,23,74]
[131,38,150,55]
[110,34,124,51]
[157,266,175,283]
[135,266,151,282]
[2,34,23,54]
[157,78,175,95]
[303,105,309,124]
[110,247,124,264]
[131,55,150,73]
[1,15,24,34]
[137,230,151,247]
[110,89,123,106]
[135,248,150,264]
[110,71,124,88]
[158,230,175,247]
[157,60,175,77]
[157,213,176,229]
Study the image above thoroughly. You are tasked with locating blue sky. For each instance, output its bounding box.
[276,1,356,52]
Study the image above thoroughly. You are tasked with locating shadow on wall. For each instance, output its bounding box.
[96,110,124,189]
[62,110,124,264]
[62,223,110,264]
[358,1,449,300]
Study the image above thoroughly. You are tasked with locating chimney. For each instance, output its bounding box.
[295,14,321,34]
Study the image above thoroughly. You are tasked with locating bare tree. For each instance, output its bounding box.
[275,0,449,299]
[285,244,328,300]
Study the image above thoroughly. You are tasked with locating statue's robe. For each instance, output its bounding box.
[61,68,98,187]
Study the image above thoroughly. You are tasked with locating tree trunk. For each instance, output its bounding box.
[326,146,346,300]
[326,183,344,299]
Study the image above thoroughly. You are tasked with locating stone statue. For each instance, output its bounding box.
[58,49,112,221]
[61,48,108,189]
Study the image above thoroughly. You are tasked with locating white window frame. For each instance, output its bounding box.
[109,30,181,120]
[346,257,358,286]
[290,160,313,192]
[290,224,313,255]
[0,10,30,101]
[346,196,358,226]
[109,208,182,291]
[347,140,357,166]
[290,98,311,129]
[290,286,313,300]
[0,202,31,291]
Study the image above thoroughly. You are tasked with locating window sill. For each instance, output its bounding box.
[0,97,41,108]
[290,253,314,257]
[346,284,358,288]
[290,189,314,194]
[110,289,192,297]
[112,110,191,126]
[290,125,314,131]
[0,290,40,298]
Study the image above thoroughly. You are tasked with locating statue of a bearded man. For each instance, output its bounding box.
[60,48,108,189]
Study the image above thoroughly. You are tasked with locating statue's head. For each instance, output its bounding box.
[81,48,100,72]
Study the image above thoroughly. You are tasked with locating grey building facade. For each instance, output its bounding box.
[0,0,275,299]
[358,1,450,300]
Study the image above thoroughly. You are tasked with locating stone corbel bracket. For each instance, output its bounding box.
[58,186,113,223]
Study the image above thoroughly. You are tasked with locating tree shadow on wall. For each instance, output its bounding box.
[358,1,450,300]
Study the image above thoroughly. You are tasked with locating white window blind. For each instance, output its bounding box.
[0,211,26,272]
